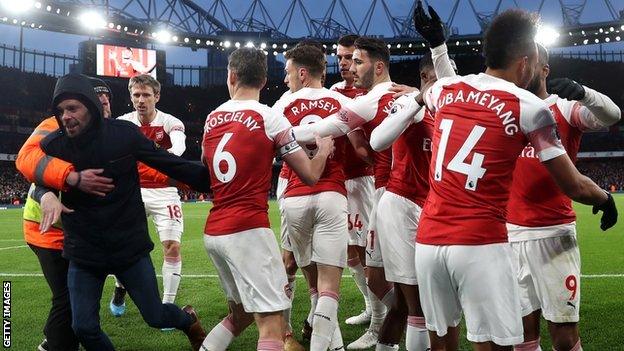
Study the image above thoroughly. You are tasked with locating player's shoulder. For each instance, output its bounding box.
[329,80,344,90]
[156,110,184,124]
[116,111,135,121]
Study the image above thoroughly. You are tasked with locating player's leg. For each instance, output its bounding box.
[345,177,373,325]
[509,239,543,351]
[415,243,462,351]
[309,191,348,351]
[377,284,408,349]
[450,243,523,350]
[547,322,581,351]
[351,188,393,350]
[153,191,184,306]
[283,194,318,343]
[527,234,582,351]
[300,263,318,342]
[376,192,429,350]
[204,301,254,351]
[256,312,287,350]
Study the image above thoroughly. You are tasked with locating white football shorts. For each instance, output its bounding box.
[204,228,290,313]
[345,175,374,247]
[141,187,183,242]
[377,191,421,285]
[365,187,385,268]
[507,223,580,323]
[282,191,348,268]
[415,242,523,346]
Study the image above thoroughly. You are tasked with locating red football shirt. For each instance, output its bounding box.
[202,100,297,235]
[330,81,373,180]
[417,74,566,245]
[273,87,351,197]
[507,95,606,230]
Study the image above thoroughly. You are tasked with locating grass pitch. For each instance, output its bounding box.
[1,196,623,350]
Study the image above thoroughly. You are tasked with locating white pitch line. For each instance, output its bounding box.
[0,245,28,251]
[1,272,623,279]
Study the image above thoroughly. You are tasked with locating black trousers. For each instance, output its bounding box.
[29,244,79,351]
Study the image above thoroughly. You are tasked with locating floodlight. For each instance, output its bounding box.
[260,42,266,49]
[245,41,254,48]
[0,0,34,14]
[155,30,172,43]
[235,42,241,48]
[535,25,560,47]
[223,40,231,48]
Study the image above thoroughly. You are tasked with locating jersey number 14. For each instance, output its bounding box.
[434,119,487,191]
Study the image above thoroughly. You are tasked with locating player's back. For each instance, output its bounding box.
[202,100,283,235]
[418,73,556,245]
[274,87,349,197]
[386,111,434,208]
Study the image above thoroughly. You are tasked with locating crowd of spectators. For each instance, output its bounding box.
[0,57,623,203]
[0,163,29,205]
[577,159,624,192]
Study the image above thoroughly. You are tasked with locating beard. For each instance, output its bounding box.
[354,68,374,90]
[526,74,541,95]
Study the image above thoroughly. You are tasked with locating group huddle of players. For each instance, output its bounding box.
[18,2,621,351]
[195,3,620,351]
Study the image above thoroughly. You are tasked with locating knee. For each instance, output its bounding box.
[163,241,181,259]
[552,335,579,351]
[282,252,298,275]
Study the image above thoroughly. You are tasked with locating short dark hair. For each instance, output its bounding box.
[284,45,326,79]
[295,39,325,54]
[338,34,359,47]
[419,52,434,73]
[228,48,267,88]
[483,9,539,69]
[354,37,390,67]
[537,42,549,65]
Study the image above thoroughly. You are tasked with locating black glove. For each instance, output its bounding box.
[413,1,446,48]
[547,78,586,101]
[592,191,618,231]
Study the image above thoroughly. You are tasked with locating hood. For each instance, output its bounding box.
[52,74,104,140]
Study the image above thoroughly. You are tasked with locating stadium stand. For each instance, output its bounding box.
[0,57,622,204]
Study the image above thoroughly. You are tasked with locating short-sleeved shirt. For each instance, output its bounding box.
[273,87,351,197]
[202,100,298,235]
[507,95,606,230]
[118,110,185,188]
[330,81,373,180]
[417,73,566,245]
[339,81,395,189]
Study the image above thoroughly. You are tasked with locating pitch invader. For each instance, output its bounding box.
[411,8,617,350]
[114,75,187,317]
[200,47,334,351]
[329,34,375,327]
[507,44,621,351]
[290,37,401,350]
[273,44,352,351]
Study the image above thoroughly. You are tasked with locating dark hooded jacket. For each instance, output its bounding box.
[40,74,210,269]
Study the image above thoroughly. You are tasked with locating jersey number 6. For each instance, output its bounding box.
[213,133,237,183]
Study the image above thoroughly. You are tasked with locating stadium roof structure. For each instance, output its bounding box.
[1,0,623,55]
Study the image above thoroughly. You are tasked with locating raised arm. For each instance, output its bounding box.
[548,78,621,130]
